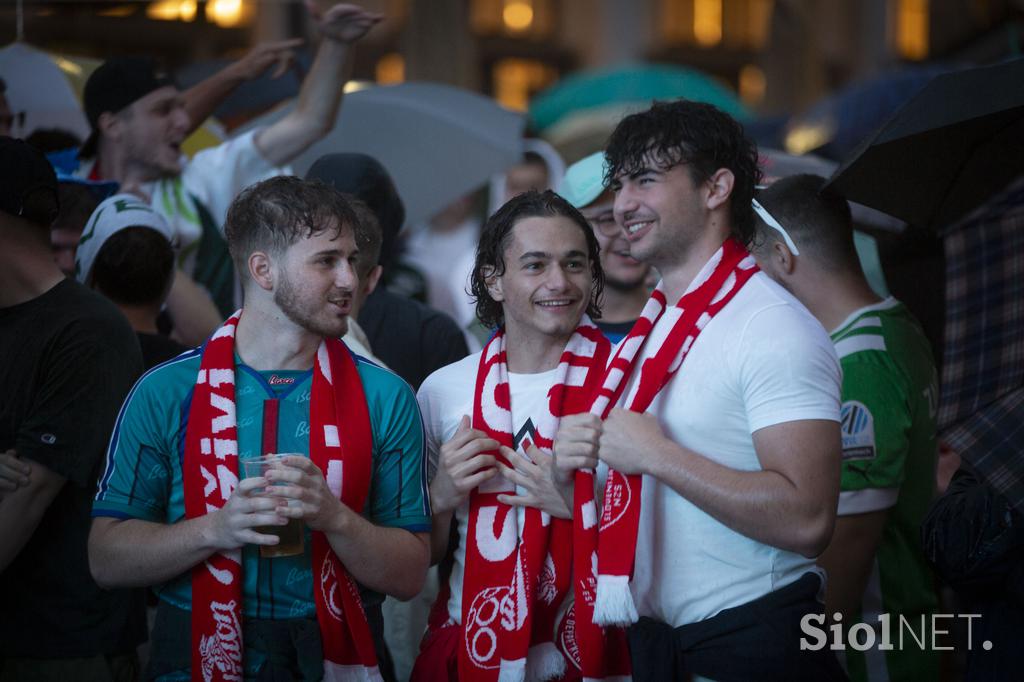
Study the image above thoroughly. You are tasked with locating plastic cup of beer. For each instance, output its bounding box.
[242,454,305,558]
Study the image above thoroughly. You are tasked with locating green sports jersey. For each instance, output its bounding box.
[93,346,430,620]
[831,298,939,682]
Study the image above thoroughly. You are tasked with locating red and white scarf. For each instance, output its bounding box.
[183,311,382,682]
[459,317,611,682]
[560,239,758,680]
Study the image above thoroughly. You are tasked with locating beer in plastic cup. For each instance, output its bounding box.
[242,453,305,558]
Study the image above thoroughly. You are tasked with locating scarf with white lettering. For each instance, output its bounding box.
[560,239,758,679]
[460,317,611,682]
[183,311,382,682]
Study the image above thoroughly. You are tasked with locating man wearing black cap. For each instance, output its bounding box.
[78,3,381,318]
[0,138,146,681]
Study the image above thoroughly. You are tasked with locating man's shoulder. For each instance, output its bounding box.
[832,299,930,370]
[353,351,415,401]
[419,352,480,396]
[131,346,203,404]
[37,280,140,355]
[722,273,830,345]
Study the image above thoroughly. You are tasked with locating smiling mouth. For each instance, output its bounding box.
[626,220,653,235]
[535,299,575,308]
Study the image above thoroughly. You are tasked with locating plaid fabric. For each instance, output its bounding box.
[939,175,1024,509]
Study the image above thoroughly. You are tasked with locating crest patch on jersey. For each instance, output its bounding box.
[840,400,876,461]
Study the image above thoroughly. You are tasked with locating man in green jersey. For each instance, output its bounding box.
[751,174,939,681]
[89,176,430,681]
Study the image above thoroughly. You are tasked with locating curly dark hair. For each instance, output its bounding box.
[224,176,359,279]
[471,189,604,330]
[604,99,762,247]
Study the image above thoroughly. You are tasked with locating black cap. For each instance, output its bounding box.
[0,136,59,227]
[306,153,406,269]
[80,56,175,158]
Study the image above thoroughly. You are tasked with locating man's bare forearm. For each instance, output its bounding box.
[0,464,65,572]
[324,505,429,601]
[255,39,350,166]
[89,515,219,589]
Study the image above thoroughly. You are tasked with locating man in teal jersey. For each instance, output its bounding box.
[89,176,430,681]
[751,173,939,681]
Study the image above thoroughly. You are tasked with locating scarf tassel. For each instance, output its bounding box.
[592,575,639,627]
[525,642,568,681]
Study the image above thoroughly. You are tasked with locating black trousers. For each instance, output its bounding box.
[628,573,847,682]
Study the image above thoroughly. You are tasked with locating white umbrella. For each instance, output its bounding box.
[0,42,90,140]
[240,81,526,227]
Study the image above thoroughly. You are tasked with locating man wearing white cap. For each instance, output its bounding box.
[76,193,187,368]
[559,151,650,343]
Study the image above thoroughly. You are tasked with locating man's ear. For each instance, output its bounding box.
[97,111,121,141]
[705,169,735,211]
[482,265,503,302]
[772,239,797,276]
[248,251,274,291]
[361,264,383,298]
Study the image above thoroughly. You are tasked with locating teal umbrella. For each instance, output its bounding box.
[529,63,749,132]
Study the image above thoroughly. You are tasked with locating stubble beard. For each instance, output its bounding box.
[274,270,348,339]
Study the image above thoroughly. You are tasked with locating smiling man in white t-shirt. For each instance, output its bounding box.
[554,100,846,681]
[412,189,611,681]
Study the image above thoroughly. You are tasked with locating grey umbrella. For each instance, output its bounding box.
[240,82,526,227]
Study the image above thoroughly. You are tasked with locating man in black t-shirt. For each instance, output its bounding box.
[0,138,146,682]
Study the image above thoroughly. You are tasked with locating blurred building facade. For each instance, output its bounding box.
[2,0,1021,121]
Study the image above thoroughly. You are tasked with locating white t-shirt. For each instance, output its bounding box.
[417,353,560,624]
[145,129,284,268]
[597,272,841,627]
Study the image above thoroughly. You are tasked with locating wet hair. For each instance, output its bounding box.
[224,176,359,280]
[604,99,762,246]
[347,196,382,279]
[471,189,604,330]
[92,226,174,306]
[752,174,858,271]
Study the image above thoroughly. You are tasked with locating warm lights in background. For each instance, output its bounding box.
[502,0,534,32]
[784,119,835,156]
[738,63,766,106]
[895,0,929,60]
[147,0,196,22]
[146,0,247,27]
[471,0,552,37]
[493,58,557,111]
[661,0,772,50]
[376,53,405,85]
[206,0,247,28]
[693,0,722,47]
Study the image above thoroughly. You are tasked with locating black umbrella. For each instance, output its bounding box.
[825,58,1024,230]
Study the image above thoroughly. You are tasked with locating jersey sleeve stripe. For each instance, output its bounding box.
[837,487,899,515]
[835,334,887,359]
[849,316,882,331]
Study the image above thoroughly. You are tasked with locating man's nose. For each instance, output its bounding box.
[614,186,639,223]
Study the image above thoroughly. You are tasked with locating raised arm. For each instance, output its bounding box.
[181,39,303,134]
[254,3,382,167]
